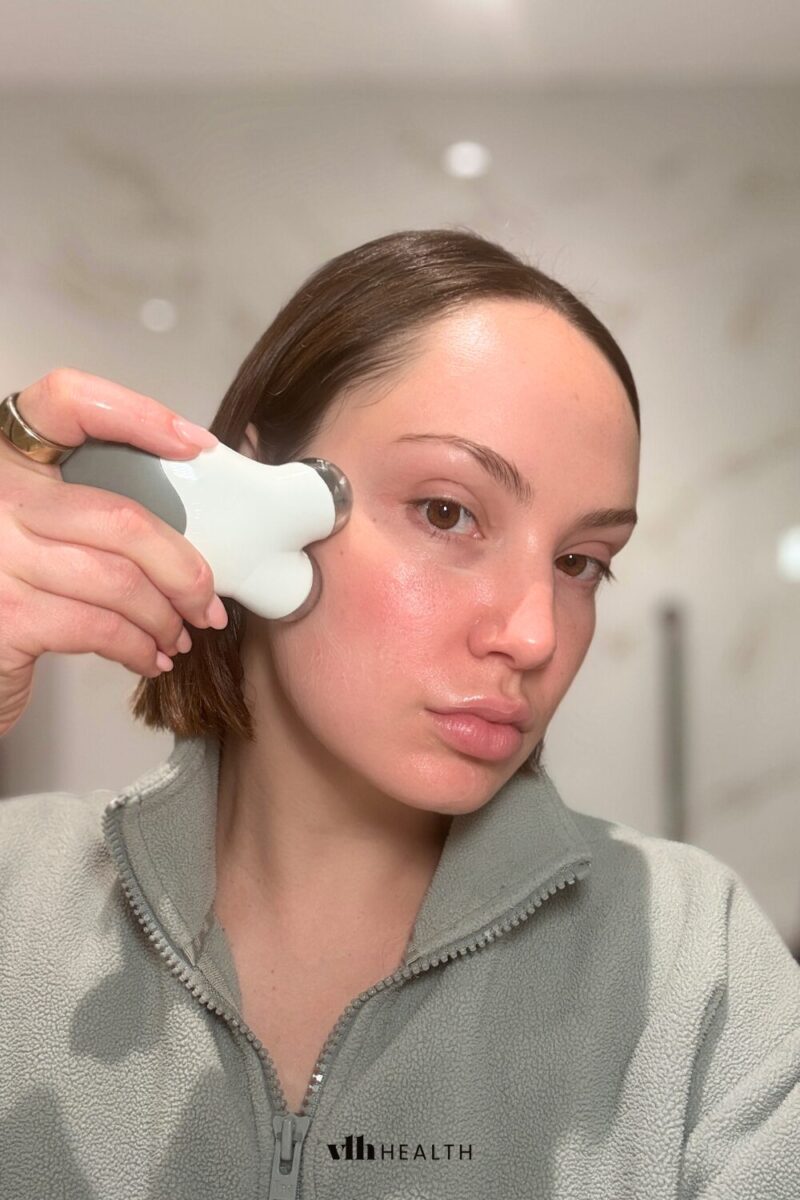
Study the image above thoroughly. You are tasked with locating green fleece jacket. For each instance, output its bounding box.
[0,734,798,1198]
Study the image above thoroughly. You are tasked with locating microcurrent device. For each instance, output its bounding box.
[60,438,353,621]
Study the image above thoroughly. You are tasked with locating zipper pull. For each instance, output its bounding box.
[268,1113,311,1200]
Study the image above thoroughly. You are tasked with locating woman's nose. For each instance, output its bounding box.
[468,579,558,671]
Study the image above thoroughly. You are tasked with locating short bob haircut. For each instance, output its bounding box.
[130,228,641,779]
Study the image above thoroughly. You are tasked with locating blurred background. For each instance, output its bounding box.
[0,1,798,951]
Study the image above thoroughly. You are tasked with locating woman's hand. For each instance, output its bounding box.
[0,368,227,738]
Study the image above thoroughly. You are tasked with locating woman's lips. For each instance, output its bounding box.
[427,710,524,761]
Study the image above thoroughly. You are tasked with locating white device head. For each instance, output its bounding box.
[60,439,352,621]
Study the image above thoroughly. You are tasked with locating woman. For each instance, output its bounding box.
[0,230,797,1199]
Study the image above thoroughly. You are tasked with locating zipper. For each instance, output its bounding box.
[104,797,588,1194]
[102,802,289,1115]
[296,861,589,1120]
[268,1113,311,1200]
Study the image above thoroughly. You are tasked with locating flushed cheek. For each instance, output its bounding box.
[270,556,453,743]
[275,548,447,672]
[345,554,456,653]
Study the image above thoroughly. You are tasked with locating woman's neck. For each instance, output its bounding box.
[214,729,452,943]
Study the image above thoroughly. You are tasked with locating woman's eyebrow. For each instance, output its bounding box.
[392,432,638,532]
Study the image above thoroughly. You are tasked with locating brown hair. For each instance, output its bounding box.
[130,227,640,778]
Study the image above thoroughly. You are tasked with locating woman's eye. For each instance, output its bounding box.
[411,497,478,540]
[410,497,616,590]
[558,553,616,589]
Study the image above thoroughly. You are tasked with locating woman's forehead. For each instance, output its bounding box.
[316,301,638,482]
[322,395,639,516]
[409,301,609,380]
[346,302,632,425]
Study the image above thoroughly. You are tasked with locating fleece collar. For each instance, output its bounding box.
[103,734,592,1005]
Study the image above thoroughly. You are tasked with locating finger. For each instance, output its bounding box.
[4,575,173,679]
[6,522,192,657]
[12,368,218,458]
[13,478,224,631]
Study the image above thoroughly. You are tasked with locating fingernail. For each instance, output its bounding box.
[172,417,218,449]
[176,627,193,654]
[156,652,174,672]
[204,595,228,629]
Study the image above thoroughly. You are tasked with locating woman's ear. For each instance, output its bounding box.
[237,422,260,460]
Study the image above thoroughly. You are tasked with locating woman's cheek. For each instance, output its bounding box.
[534,598,596,717]
[350,551,457,652]
[276,520,459,686]
[312,506,427,629]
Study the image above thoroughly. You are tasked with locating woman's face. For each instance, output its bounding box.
[238,299,640,816]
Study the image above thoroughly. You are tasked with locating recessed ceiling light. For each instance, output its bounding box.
[442,141,492,179]
[139,298,177,333]
[776,525,800,582]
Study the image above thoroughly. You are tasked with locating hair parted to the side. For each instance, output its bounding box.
[130,227,641,778]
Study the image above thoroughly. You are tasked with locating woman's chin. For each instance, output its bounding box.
[376,749,515,817]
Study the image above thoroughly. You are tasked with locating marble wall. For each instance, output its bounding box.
[0,84,798,946]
